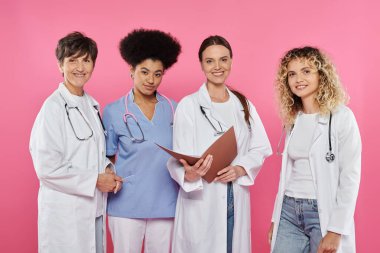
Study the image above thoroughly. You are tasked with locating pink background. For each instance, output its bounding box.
[1,0,378,252]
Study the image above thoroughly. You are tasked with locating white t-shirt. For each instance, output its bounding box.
[285,113,318,199]
[212,98,236,130]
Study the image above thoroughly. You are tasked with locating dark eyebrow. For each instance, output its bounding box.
[141,67,163,73]
[203,55,229,61]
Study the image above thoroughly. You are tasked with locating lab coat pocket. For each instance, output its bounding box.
[40,201,76,245]
[178,191,216,244]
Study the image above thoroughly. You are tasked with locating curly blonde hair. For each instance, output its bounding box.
[275,46,348,127]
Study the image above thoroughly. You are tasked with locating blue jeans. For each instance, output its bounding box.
[273,195,322,253]
[227,182,234,253]
[95,215,104,253]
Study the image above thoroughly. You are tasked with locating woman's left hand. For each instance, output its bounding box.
[214,165,246,183]
[317,231,341,253]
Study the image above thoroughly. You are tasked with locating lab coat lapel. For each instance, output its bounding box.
[58,83,80,107]
[87,96,103,134]
[309,113,328,189]
[310,114,329,151]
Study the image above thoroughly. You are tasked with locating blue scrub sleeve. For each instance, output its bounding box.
[103,105,119,156]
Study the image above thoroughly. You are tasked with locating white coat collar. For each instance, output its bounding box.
[197,83,243,111]
[58,83,99,108]
[295,111,329,125]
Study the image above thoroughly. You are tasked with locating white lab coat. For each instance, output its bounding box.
[30,83,110,253]
[271,105,361,253]
[168,84,272,253]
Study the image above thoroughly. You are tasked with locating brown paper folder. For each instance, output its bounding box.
[157,127,237,183]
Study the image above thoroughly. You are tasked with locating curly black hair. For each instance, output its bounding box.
[119,29,181,70]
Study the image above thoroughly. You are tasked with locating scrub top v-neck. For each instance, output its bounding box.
[103,90,179,218]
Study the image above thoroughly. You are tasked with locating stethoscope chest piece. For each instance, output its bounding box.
[325,151,335,163]
[325,112,335,163]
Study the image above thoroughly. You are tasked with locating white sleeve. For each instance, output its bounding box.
[29,99,98,197]
[234,103,273,186]
[167,97,203,192]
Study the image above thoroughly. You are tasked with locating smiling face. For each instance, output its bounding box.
[131,59,164,98]
[59,53,94,96]
[287,58,320,106]
[200,45,232,86]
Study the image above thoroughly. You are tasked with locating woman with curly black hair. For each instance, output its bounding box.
[102,29,181,253]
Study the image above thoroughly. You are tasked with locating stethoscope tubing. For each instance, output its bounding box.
[59,92,106,140]
[277,112,334,163]
[200,106,225,136]
[123,90,174,142]
[123,91,174,124]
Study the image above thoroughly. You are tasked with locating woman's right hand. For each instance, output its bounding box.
[268,222,274,245]
[180,155,213,182]
[97,167,123,193]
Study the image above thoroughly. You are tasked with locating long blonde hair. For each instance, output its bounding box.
[275,46,348,127]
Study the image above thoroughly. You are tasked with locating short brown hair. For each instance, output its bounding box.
[55,31,98,65]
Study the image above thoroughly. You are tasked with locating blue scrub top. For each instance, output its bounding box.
[103,90,179,218]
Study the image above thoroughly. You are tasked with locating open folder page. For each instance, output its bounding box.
[157,127,237,183]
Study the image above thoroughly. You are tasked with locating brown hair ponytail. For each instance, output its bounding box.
[229,87,251,129]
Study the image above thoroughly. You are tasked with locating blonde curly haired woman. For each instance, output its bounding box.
[268,47,361,253]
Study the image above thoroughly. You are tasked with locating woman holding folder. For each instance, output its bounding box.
[102,29,181,253]
[167,35,272,253]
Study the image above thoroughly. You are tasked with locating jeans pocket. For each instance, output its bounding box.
[312,200,319,212]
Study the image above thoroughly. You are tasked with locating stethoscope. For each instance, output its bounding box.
[277,112,335,163]
[200,104,252,136]
[123,91,174,143]
[200,106,225,136]
[60,93,106,141]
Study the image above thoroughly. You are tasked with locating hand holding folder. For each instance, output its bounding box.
[157,127,237,183]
